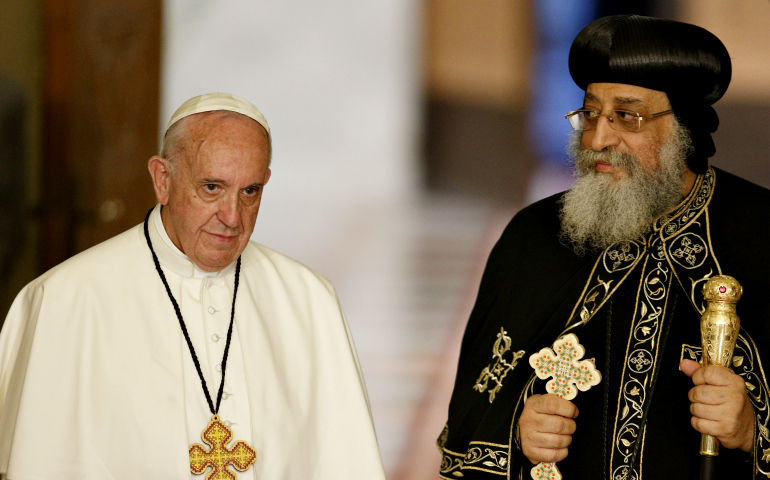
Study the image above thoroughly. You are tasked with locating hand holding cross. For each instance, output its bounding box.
[524,334,601,480]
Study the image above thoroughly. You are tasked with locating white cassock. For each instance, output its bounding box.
[0,205,385,479]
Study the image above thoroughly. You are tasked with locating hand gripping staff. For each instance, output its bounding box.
[698,275,742,480]
[528,334,601,480]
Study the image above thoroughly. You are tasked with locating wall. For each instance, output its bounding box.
[422,0,535,205]
[0,0,43,318]
[680,0,770,187]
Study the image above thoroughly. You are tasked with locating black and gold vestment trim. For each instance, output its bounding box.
[438,425,508,478]
[441,168,770,478]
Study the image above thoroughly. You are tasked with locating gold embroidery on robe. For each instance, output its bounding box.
[450,168,770,478]
[474,328,525,403]
[609,246,675,479]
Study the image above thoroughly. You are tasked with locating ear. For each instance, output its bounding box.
[148,156,172,205]
[264,168,271,185]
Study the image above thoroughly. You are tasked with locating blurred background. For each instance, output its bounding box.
[2,0,770,477]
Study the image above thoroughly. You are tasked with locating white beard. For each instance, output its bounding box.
[558,124,693,255]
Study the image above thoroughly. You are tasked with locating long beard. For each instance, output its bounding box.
[558,124,692,255]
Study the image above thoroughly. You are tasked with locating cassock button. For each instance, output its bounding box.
[215,363,222,372]
[211,334,221,342]
[207,306,216,314]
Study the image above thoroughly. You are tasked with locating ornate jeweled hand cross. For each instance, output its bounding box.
[527,333,601,480]
[189,415,257,480]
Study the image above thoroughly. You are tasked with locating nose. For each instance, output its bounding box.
[588,115,621,152]
[217,195,240,228]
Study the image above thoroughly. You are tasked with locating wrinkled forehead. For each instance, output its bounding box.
[166,110,271,162]
[182,110,269,141]
[169,112,271,175]
[583,83,671,111]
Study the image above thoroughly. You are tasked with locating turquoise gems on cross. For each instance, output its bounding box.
[529,333,600,400]
[528,333,601,480]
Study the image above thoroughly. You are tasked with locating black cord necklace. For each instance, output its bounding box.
[143,208,239,415]
[143,208,256,477]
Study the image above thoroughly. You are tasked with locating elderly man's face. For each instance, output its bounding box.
[581,83,674,179]
[560,82,696,253]
[151,112,271,272]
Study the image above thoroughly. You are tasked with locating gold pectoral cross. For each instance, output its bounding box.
[189,415,257,480]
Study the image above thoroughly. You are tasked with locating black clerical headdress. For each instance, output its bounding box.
[569,15,732,173]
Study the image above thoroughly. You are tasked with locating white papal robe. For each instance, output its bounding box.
[0,205,385,479]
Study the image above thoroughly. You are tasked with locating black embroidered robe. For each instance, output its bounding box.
[440,167,770,479]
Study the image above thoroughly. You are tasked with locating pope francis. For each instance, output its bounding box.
[0,93,386,479]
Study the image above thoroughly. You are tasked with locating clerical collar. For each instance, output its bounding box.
[148,204,237,279]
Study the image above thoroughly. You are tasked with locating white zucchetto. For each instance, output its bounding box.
[165,92,271,139]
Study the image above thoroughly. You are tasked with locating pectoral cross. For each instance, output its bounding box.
[189,415,257,480]
[528,333,601,480]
